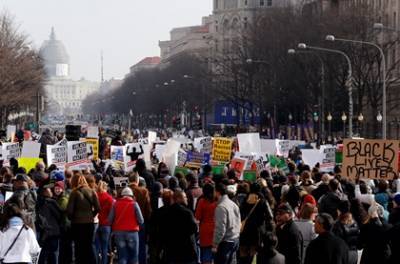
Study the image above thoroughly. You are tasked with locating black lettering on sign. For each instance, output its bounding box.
[342,139,399,180]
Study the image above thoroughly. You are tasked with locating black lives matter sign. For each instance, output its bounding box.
[342,139,399,180]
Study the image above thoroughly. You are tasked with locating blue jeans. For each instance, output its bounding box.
[214,239,239,264]
[38,237,59,264]
[96,226,111,264]
[114,232,139,264]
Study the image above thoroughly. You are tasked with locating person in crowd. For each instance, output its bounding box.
[195,183,217,264]
[332,201,359,264]
[275,203,303,264]
[67,173,100,264]
[311,174,331,201]
[374,180,390,211]
[213,183,241,264]
[358,203,391,264]
[52,180,72,264]
[389,193,400,225]
[239,182,274,264]
[294,203,317,264]
[8,173,37,228]
[257,231,285,264]
[109,187,144,264]
[304,213,349,264]
[36,186,62,264]
[161,190,198,264]
[150,181,163,212]
[0,203,41,264]
[128,172,151,264]
[96,181,114,264]
[86,174,100,260]
[135,159,155,191]
[148,189,174,264]
[186,173,203,212]
[318,179,346,220]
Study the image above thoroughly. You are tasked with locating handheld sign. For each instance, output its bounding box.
[212,137,233,163]
[66,141,92,170]
[342,139,399,180]
[47,144,67,170]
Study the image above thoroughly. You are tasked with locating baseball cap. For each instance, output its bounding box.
[121,187,134,197]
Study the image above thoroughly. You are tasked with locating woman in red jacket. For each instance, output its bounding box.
[96,181,114,264]
[195,183,217,264]
[109,187,144,264]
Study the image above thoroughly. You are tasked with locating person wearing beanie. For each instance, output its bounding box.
[109,187,144,264]
[276,203,302,264]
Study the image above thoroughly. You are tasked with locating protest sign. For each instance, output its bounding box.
[154,144,166,161]
[267,155,289,173]
[230,157,247,179]
[253,153,267,172]
[320,145,336,172]
[55,138,68,146]
[21,141,41,158]
[260,139,276,154]
[17,158,42,172]
[342,139,399,180]
[177,149,187,167]
[336,144,343,164]
[2,143,20,161]
[84,138,99,161]
[301,149,323,168]
[87,126,99,138]
[237,133,261,153]
[47,144,67,170]
[162,139,181,175]
[174,166,191,176]
[276,140,290,157]
[212,137,233,162]
[185,151,211,168]
[212,165,225,175]
[66,141,91,170]
[243,170,257,182]
[234,152,256,170]
[194,137,212,153]
[113,177,128,188]
[6,125,16,141]
[110,146,126,171]
[148,131,157,144]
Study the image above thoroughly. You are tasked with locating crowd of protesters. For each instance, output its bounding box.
[0,130,400,264]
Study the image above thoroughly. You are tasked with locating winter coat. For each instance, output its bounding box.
[388,223,400,264]
[67,186,100,224]
[359,217,391,264]
[304,232,349,264]
[36,197,62,243]
[276,219,303,264]
[195,197,217,247]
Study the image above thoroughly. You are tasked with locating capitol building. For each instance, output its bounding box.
[39,28,100,115]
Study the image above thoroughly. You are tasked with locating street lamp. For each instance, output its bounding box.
[327,112,333,139]
[358,113,364,136]
[298,43,353,138]
[326,34,387,139]
[377,112,383,122]
[341,112,347,137]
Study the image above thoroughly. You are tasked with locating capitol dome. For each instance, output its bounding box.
[39,27,70,77]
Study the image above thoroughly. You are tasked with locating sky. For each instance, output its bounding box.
[0,0,213,81]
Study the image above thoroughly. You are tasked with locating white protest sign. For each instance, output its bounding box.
[46,144,67,170]
[2,143,20,161]
[55,138,68,147]
[6,125,16,141]
[276,140,290,157]
[110,145,126,171]
[87,126,99,138]
[21,141,41,158]
[254,153,267,172]
[237,133,261,153]
[66,141,92,170]
[125,143,145,171]
[154,144,166,161]
[301,149,323,169]
[113,177,128,188]
[320,145,336,172]
[162,139,181,175]
[177,149,187,167]
[194,137,212,153]
[148,131,157,144]
[261,139,277,154]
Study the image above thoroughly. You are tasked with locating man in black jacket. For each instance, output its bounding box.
[276,203,302,264]
[160,190,198,264]
[305,213,349,264]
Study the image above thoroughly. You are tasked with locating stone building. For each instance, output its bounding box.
[39,28,100,115]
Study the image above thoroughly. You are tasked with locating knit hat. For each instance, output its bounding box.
[302,194,317,206]
[50,170,65,182]
[121,187,134,197]
[54,181,65,190]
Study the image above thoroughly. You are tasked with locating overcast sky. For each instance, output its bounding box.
[0,0,213,81]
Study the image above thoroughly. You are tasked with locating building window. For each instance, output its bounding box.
[215,0,219,9]
[244,0,248,5]
[267,0,272,6]
[260,0,265,6]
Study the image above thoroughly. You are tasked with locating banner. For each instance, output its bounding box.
[47,144,67,170]
[185,151,211,168]
[2,143,20,161]
[66,141,91,170]
[212,137,233,162]
[87,126,99,138]
[194,137,212,153]
[84,138,99,161]
[342,139,399,180]
[237,133,261,153]
[21,141,41,158]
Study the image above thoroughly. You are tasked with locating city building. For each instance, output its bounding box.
[39,28,100,115]
[128,56,161,77]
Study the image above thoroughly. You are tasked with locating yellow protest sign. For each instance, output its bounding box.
[17,158,42,173]
[85,138,99,161]
[342,139,399,180]
[212,137,233,162]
